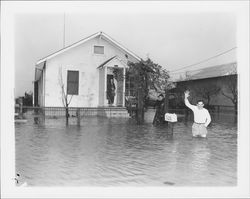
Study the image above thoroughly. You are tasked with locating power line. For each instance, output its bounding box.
[169,47,237,73]
[63,13,66,48]
[170,67,204,75]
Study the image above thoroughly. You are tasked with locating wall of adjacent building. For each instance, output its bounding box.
[176,75,237,107]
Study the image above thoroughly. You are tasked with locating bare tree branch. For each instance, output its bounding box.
[58,66,75,124]
[221,90,234,102]
[68,95,74,105]
[220,64,237,114]
[192,83,221,106]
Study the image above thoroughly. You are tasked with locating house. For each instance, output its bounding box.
[34,31,141,110]
[170,62,237,112]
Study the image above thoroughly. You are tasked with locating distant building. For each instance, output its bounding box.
[34,31,141,108]
[170,62,237,110]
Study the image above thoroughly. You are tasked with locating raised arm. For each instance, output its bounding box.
[184,91,196,111]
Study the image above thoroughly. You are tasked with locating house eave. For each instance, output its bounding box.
[36,31,141,65]
[34,61,46,82]
[97,56,128,69]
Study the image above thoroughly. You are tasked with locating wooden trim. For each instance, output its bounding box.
[36,31,141,65]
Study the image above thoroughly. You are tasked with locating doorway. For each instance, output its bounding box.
[107,74,115,106]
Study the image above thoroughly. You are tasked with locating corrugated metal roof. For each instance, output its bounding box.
[174,62,237,82]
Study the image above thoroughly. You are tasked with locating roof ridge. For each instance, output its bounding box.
[36,31,101,65]
[36,31,141,65]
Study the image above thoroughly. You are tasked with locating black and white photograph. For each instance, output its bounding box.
[1,1,249,198]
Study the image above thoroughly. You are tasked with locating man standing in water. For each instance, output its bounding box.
[184,90,211,138]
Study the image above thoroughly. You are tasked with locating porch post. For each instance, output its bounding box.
[104,66,107,106]
[123,66,126,107]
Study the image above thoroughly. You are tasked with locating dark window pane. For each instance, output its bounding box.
[67,71,79,95]
[68,71,79,81]
[94,46,104,54]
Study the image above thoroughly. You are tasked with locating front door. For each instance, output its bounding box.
[34,81,38,106]
[105,66,125,107]
[106,74,124,107]
[107,74,115,106]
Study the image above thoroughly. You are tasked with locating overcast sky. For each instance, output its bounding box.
[14,4,236,97]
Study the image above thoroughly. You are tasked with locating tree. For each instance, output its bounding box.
[58,67,73,125]
[169,84,187,108]
[192,83,221,107]
[220,64,237,114]
[127,58,173,124]
[221,74,237,115]
[144,59,172,92]
[113,67,124,82]
[127,58,174,97]
[127,60,151,123]
[23,91,33,106]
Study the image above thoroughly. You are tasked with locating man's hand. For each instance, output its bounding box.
[184,90,190,98]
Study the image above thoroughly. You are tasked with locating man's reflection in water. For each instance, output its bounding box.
[189,139,211,173]
[166,133,173,140]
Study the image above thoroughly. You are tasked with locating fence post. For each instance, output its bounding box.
[20,103,23,115]
[169,122,174,136]
[65,106,69,125]
[164,89,169,126]
[217,105,220,114]
[76,108,80,126]
[164,89,169,113]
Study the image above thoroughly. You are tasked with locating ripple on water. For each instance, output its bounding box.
[15,115,237,186]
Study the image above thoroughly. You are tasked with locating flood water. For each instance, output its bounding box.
[15,112,237,186]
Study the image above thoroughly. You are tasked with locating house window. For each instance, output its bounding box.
[67,70,79,95]
[94,45,104,54]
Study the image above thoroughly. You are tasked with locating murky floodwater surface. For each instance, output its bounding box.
[15,113,237,186]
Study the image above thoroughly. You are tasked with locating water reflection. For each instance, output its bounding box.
[189,139,211,173]
[16,115,237,186]
[33,116,45,125]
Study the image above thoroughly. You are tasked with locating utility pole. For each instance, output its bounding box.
[63,13,66,48]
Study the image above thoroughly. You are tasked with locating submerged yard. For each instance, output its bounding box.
[15,111,237,186]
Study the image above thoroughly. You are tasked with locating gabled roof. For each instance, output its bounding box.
[97,56,128,69]
[174,62,237,82]
[97,56,116,69]
[36,31,141,66]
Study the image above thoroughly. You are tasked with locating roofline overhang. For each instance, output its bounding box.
[34,61,46,82]
[97,56,128,69]
[36,31,141,65]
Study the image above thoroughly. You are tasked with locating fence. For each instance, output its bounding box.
[15,106,130,118]
[15,103,236,124]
